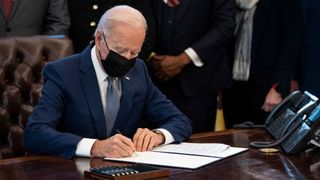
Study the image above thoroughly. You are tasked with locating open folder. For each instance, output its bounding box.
[104,143,247,169]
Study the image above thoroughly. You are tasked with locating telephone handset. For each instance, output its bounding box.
[250,91,320,154]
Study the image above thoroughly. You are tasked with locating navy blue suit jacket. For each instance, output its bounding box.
[24,45,192,159]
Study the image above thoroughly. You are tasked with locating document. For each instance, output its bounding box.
[104,143,247,169]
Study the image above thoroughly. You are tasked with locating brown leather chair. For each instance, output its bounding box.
[0,35,73,159]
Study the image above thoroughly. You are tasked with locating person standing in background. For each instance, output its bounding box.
[223,0,304,127]
[0,0,70,36]
[68,0,155,61]
[292,0,320,97]
[149,0,236,133]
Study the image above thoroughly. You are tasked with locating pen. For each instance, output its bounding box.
[116,130,138,157]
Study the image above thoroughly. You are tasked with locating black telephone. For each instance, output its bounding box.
[250,91,320,154]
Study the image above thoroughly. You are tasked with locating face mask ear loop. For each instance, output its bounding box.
[98,49,103,60]
[101,31,110,51]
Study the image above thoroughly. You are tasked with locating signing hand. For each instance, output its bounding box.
[133,128,165,151]
[90,134,136,158]
[261,88,282,112]
[150,53,190,81]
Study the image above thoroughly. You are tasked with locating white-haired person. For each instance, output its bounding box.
[24,5,192,159]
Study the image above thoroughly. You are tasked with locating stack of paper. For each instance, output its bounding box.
[104,143,247,169]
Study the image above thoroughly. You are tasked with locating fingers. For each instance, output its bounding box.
[153,55,165,60]
[133,128,158,151]
[155,70,170,81]
[133,128,146,151]
[90,134,135,158]
[262,88,282,112]
[261,103,273,112]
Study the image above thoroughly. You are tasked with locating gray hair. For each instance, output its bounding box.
[94,5,147,38]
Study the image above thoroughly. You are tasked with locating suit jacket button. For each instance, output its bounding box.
[6,28,11,32]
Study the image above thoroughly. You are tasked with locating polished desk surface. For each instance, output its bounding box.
[1,129,319,180]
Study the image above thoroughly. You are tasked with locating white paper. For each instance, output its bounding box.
[105,151,220,169]
[104,143,248,169]
[152,142,231,157]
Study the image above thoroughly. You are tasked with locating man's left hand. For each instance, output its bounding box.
[150,53,190,81]
[261,88,282,112]
[133,128,165,151]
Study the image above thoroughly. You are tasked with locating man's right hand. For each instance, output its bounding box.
[90,134,136,158]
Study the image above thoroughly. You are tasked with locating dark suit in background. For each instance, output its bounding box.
[150,0,236,133]
[68,0,155,60]
[0,0,70,36]
[295,0,320,97]
[223,0,304,127]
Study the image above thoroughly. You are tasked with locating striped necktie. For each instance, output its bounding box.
[2,0,13,20]
[105,76,121,137]
[165,0,180,7]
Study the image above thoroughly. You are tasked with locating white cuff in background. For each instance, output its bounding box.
[184,47,204,67]
[156,128,175,144]
[75,138,97,157]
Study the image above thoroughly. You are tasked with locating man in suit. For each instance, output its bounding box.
[149,0,236,133]
[293,0,320,97]
[24,5,192,159]
[223,0,304,127]
[0,0,70,36]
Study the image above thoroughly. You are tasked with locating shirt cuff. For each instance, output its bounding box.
[75,138,97,157]
[156,128,175,144]
[184,47,203,67]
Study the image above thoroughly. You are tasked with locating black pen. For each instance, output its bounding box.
[116,130,138,157]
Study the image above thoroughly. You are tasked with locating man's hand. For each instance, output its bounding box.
[150,53,190,81]
[261,88,282,112]
[133,128,165,151]
[90,134,136,158]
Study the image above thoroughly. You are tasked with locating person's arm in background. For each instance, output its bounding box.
[44,0,70,35]
[262,0,304,112]
[151,0,236,80]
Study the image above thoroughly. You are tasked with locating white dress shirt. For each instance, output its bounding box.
[185,47,204,67]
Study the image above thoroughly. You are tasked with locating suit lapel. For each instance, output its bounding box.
[80,45,107,138]
[152,0,163,29]
[153,0,192,28]
[175,0,192,23]
[111,73,134,135]
[10,0,21,20]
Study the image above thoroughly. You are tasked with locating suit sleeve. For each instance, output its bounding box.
[24,63,82,159]
[272,0,304,95]
[191,0,236,64]
[44,0,71,35]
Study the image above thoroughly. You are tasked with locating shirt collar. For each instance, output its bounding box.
[91,45,108,83]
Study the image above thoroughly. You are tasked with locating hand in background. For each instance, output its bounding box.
[261,88,282,112]
[133,128,165,151]
[90,134,135,158]
[150,53,190,81]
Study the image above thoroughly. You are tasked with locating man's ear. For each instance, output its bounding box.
[95,31,103,48]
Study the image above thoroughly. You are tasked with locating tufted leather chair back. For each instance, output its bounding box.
[0,35,73,159]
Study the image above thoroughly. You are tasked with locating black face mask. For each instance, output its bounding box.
[99,35,136,77]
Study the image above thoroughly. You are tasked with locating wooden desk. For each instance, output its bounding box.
[1,129,319,179]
